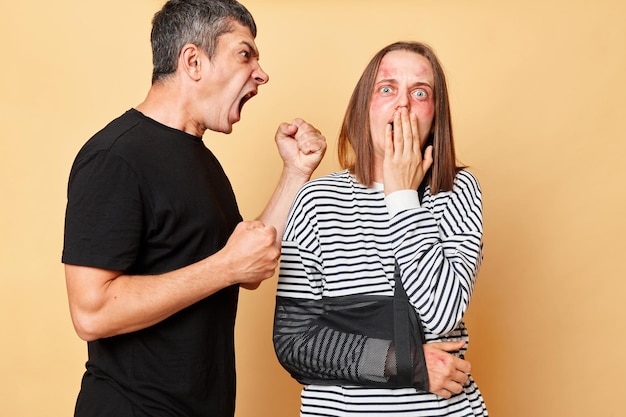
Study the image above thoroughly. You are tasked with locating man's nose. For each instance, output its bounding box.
[254,64,269,85]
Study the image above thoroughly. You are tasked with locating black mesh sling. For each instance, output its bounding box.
[273,263,428,390]
[273,183,430,390]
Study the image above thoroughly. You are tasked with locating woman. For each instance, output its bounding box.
[274,41,487,416]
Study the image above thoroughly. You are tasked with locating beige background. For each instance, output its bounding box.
[1,0,625,416]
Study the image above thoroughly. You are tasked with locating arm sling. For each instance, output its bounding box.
[273,186,429,390]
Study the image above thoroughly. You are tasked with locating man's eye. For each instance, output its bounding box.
[240,50,250,58]
[380,86,393,94]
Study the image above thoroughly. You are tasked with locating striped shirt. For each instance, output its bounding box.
[275,169,488,416]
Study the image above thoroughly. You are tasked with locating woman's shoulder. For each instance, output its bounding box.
[300,170,356,193]
[426,169,482,206]
[292,170,366,211]
[453,168,481,194]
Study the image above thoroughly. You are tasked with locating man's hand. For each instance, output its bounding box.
[256,119,326,243]
[219,220,280,288]
[423,340,471,398]
[275,118,326,179]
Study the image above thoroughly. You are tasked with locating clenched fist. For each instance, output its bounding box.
[219,220,281,289]
[275,118,326,179]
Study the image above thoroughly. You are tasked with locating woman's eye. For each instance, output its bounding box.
[380,86,393,94]
[413,89,428,99]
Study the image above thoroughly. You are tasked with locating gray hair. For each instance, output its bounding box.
[150,0,257,83]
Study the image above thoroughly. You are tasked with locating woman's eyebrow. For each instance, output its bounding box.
[375,78,398,85]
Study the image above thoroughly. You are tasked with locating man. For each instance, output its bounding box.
[63,1,471,416]
[63,1,325,416]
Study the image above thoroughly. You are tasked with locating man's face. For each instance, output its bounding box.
[198,22,269,134]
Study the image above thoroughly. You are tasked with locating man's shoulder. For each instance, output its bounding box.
[81,109,143,153]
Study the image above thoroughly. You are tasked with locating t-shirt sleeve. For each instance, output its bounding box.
[62,150,143,271]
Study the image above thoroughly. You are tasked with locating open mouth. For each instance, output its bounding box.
[238,91,257,113]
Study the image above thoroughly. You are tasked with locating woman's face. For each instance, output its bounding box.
[369,50,435,164]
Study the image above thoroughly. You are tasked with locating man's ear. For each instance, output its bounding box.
[180,43,202,80]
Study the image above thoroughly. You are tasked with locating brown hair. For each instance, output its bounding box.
[338,41,461,194]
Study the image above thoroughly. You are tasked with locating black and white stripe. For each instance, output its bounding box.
[276,169,488,416]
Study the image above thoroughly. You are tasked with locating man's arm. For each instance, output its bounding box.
[66,220,279,341]
[240,119,325,291]
[257,118,326,239]
[67,119,325,339]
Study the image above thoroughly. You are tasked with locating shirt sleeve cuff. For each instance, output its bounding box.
[385,190,421,217]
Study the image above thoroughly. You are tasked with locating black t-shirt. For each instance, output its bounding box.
[63,109,242,417]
